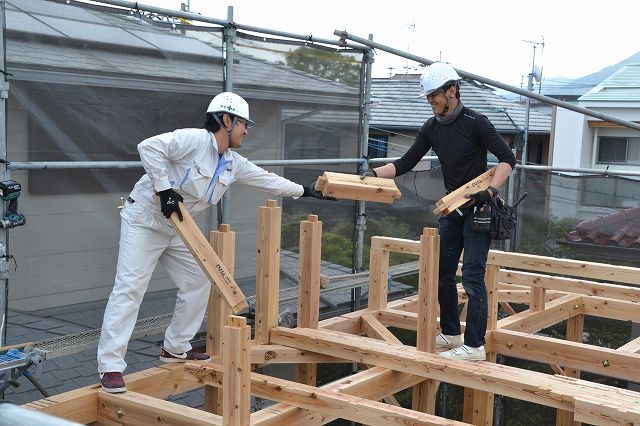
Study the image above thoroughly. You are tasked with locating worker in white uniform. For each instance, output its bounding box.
[97,92,332,393]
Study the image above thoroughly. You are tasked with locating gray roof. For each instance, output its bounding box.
[579,64,640,102]
[6,0,358,105]
[370,77,551,134]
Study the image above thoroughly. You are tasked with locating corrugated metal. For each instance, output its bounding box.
[370,77,552,133]
[579,64,640,102]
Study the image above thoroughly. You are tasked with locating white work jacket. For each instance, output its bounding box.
[129,128,304,216]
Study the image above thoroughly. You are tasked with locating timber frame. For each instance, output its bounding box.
[24,201,640,425]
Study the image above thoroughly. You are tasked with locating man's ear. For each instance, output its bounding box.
[222,113,232,128]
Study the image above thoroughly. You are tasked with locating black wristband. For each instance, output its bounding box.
[487,186,498,196]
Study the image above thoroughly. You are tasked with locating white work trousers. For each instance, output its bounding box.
[97,200,210,373]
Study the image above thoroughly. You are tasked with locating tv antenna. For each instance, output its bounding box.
[401,20,416,73]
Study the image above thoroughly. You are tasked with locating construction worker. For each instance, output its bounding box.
[362,62,516,361]
[98,92,333,393]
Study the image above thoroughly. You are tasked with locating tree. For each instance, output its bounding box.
[285,46,360,86]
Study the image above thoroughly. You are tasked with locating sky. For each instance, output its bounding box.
[133,0,639,88]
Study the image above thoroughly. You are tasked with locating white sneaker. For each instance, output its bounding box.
[435,333,463,349]
[439,345,486,361]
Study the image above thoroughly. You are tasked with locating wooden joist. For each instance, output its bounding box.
[315,171,401,204]
[170,202,247,313]
[432,166,496,216]
[270,326,640,424]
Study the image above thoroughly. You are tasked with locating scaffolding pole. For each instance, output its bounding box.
[0,0,8,347]
[334,30,640,132]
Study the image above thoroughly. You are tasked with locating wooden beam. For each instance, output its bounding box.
[316,171,402,204]
[582,296,640,322]
[296,214,322,386]
[488,250,640,286]
[618,336,640,354]
[270,326,640,421]
[376,309,419,331]
[98,391,222,426]
[556,313,584,426]
[254,200,282,344]
[187,364,468,426]
[413,227,439,414]
[488,329,640,382]
[250,344,342,364]
[223,316,250,426]
[206,223,235,414]
[361,312,402,345]
[370,236,421,255]
[368,238,390,311]
[497,294,583,333]
[499,269,640,303]
[23,364,200,424]
[433,167,496,216]
[169,201,247,313]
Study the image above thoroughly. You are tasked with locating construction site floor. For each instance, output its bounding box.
[2,288,207,408]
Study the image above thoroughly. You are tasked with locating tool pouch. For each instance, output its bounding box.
[487,192,529,240]
[471,204,492,233]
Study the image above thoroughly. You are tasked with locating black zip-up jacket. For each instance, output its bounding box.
[393,106,516,193]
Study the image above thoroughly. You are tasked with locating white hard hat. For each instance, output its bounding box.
[206,92,255,127]
[419,62,461,96]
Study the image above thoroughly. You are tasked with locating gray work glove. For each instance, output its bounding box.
[158,188,184,221]
[359,169,378,180]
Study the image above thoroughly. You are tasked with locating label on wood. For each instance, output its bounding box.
[432,166,496,216]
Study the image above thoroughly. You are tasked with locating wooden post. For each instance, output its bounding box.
[412,227,439,414]
[254,200,282,344]
[205,224,235,414]
[368,237,390,311]
[223,316,250,426]
[556,313,585,426]
[464,264,499,426]
[296,215,322,386]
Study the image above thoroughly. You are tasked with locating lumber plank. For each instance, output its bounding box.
[187,364,468,426]
[97,391,222,426]
[499,269,640,303]
[488,329,640,382]
[432,166,496,216]
[582,296,640,322]
[376,309,419,331]
[223,316,251,426]
[296,215,322,386]
[316,171,401,203]
[206,224,235,414]
[361,313,402,345]
[496,294,583,333]
[370,236,421,255]
[368,241,390,310]
[169,201,247,313]
[488,250,640,285]
[255,200,282,344]
[617,336,640,354]
[270,326,640,421]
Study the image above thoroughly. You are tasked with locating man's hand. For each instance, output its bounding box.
[360,169,378,180]
[158,188,184,221]
[302,186,336,201]
[463,186,497,208]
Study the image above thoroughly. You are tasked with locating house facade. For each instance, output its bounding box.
[551,64,640,220]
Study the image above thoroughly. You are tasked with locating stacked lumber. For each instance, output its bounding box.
[315,172,401,204]
[432,166,496,216]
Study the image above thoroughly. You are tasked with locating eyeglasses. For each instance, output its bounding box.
[236,119,253,130]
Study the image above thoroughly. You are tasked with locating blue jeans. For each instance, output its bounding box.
[438,208,491,348]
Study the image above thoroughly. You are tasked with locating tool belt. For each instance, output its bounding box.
[471,192,528,240]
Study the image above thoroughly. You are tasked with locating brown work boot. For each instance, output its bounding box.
[100,372,126,393]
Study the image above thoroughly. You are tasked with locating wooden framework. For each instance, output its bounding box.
[24,201,640,425]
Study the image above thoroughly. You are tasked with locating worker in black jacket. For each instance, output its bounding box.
[363,62,516,360]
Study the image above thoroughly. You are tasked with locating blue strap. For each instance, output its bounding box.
[208,155,227,203]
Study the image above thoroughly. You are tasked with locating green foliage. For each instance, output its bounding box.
[285,46,360,86]
[517,214,580,258]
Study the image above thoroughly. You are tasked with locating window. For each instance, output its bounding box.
[597,137,640,165]
[368,135,388,159]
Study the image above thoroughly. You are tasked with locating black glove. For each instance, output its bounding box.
[158,188,184,221]
[463,186,497,208]
[302,186,336,201]
[360,169,378,180]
